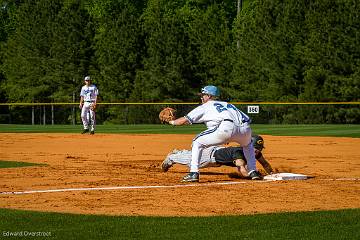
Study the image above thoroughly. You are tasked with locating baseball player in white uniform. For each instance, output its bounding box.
[79,76,99,134]
[168,85,261,182]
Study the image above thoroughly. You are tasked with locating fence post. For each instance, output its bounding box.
[39,106,41,125]
[72,92,76,125]
[32,106,35,125]
[43,105,46,125]
[51,104,54,125]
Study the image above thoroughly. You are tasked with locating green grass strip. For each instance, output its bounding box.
[0,160,47,169]
[0,124,359,137]
[252,124,360,137]
[0,208,359,239]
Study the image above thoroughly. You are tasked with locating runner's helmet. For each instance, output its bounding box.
[252,135,265,151]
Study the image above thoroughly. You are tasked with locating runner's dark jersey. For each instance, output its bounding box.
[213,147,262,167]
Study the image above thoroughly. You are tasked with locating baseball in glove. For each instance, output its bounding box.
[90,103,96,111]
[159,107,176,124]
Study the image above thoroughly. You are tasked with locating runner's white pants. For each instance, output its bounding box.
[168,147,220,168]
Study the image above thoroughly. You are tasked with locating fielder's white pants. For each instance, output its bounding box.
[81,102,96,131]
[190,121,256,173]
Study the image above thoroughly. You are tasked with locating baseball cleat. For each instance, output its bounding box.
[90,130,95,135]
[161,155,173,172]
[249,170,262,180]
[181,172,199,182]
[81,129,89,134]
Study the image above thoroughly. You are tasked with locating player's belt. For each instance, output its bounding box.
[224,119,251,124]
[242,119,251,124]
[85,100,94,102]
[223,119,233,123]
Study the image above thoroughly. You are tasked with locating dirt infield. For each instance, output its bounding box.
[0,133,359,216]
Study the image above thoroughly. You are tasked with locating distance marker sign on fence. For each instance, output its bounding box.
[247,105,259,114]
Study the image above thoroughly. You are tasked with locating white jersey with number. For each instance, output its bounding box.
[185,100,250,129]
[80,84,98,102]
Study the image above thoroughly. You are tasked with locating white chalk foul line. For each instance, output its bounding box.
[1,178,358,196]
[320,178,360,181]
[0,180,270,195]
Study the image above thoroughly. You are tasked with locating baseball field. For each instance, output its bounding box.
[0,124,360,239]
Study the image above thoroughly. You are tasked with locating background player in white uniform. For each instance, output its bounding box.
[79,76,99,134]
[161,135,274,177]
[168,85,261,182]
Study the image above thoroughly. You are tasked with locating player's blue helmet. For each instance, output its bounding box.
[201,85,220,97]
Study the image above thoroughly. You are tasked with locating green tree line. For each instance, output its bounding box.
[0,0,359,124]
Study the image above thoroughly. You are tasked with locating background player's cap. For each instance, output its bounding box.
[200,85,219,97]
[84,76,91,81]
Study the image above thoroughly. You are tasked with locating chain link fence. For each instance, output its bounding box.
[0,103,359,125]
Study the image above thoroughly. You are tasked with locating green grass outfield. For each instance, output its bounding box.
[0,124,359,239]
[0,208,359,240]
[0,124,359,137]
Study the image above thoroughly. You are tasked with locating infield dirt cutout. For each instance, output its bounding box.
[0,133,359,216]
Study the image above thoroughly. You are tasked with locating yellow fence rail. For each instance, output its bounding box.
[1,102,359,106]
